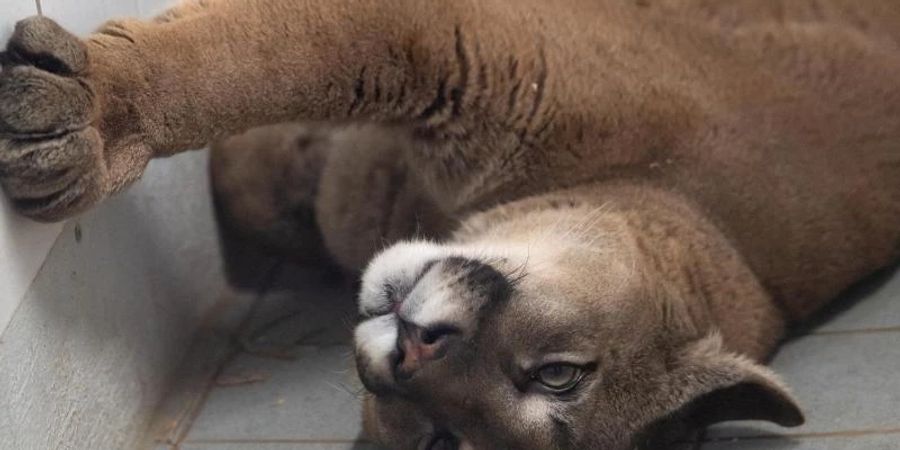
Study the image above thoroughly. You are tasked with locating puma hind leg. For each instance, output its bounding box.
[211,123,453,273]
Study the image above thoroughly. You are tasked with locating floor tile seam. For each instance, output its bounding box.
[706,426,900,442]
[797,326,900,337]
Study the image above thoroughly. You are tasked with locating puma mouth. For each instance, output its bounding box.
[354,314,400,394]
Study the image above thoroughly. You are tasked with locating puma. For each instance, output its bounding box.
[1,1,898,449]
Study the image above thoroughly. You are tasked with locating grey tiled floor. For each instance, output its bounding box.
[154,265,900,450]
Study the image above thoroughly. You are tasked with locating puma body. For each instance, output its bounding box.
[1,1,899,449]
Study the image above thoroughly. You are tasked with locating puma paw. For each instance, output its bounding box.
[0,16,110,222]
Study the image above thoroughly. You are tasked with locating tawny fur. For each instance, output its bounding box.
[1,1,898,448]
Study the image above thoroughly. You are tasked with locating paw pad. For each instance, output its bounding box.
[0,16,105,221]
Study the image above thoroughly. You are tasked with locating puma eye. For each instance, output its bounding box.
[531,364,584,392]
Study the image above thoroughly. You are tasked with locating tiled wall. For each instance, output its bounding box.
[0,2,246,449]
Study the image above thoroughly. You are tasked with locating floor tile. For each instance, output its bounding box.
[709,332,900,439]
[238,266,358,352]
[702,433,900,449]
[170,257,900,450]
[809,267,900,333]
[185,346,366,443]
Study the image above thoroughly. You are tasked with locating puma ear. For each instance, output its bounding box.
[666,333,805,429]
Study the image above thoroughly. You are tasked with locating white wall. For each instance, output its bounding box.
[0,0,62,346]
[0,0,176,344]
[0,2,250,449]
[41,0,174,35]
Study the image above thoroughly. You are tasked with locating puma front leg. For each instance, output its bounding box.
[0,17,153,220]
[0,0,556,221]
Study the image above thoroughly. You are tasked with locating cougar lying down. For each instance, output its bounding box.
[1,1,899,448]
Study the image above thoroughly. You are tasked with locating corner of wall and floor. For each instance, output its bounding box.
[0,2,258,449]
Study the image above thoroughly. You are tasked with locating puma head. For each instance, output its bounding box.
[353,207,802,450]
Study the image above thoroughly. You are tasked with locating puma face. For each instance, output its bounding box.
[353,209,803,450]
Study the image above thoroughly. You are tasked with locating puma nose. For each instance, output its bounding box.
[394,319,458,380]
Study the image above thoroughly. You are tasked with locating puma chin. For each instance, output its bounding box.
[352,204,802,450]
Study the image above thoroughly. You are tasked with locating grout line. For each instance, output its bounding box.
[34,0,42,15]
[706,427,900,442]
[806,326,900,337]
[171,259,287,447]
[171,351,242,446]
